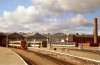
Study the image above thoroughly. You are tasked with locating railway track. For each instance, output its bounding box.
[11,48,74,65]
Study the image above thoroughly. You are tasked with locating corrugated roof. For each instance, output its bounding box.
[75,35,100,38]
[8,33,25,39]
[28,33,47,39]
[0,33,6,37]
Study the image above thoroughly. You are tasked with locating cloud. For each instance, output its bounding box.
[0,4,96,33]
[31,0,100,13]
[69,15,93,27]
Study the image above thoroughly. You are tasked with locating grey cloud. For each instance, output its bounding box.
[31,0,100,13]
[0,5,97,33]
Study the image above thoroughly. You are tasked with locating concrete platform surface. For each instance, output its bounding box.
[0,47,27,65]
[28,47,100,61]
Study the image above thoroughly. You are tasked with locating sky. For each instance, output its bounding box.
[0,0,100,34]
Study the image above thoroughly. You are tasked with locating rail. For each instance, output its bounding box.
[30,48,100,65]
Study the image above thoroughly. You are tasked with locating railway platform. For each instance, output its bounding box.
[0,47,27,65]
[28,46,100,65]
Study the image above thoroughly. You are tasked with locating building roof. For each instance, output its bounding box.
[28,33,47,39]
[0,33,6,37]
[52,33,67,41]
[8,33,25,39]
[75,35,100,38]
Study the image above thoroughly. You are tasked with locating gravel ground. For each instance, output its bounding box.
[11,48,73,65]
[29,46,100,61]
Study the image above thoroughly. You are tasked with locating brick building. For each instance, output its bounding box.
[68,34,100,47]
[0,33,7,46]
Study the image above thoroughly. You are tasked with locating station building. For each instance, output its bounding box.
[0,33,7,46]
[8,32,25,41]
[68,18,100,47]
[68,34,100,47]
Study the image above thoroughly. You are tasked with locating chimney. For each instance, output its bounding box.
[94,18,98,44]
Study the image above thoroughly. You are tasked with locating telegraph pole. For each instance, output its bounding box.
[48,33,51,47]
[6,34,9,47]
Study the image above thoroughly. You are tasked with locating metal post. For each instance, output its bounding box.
[6,34,8,47]
[34,34,35,47]
[34,39,35,46]
[66,34,68,45]
[48,33,51,47]
[67,34,68,45]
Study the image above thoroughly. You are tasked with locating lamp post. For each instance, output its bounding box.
[48,33,51,47]
[6,34,9,47]
[34,39,36,46]
[66,34,69,45]
[34,34,36,47]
